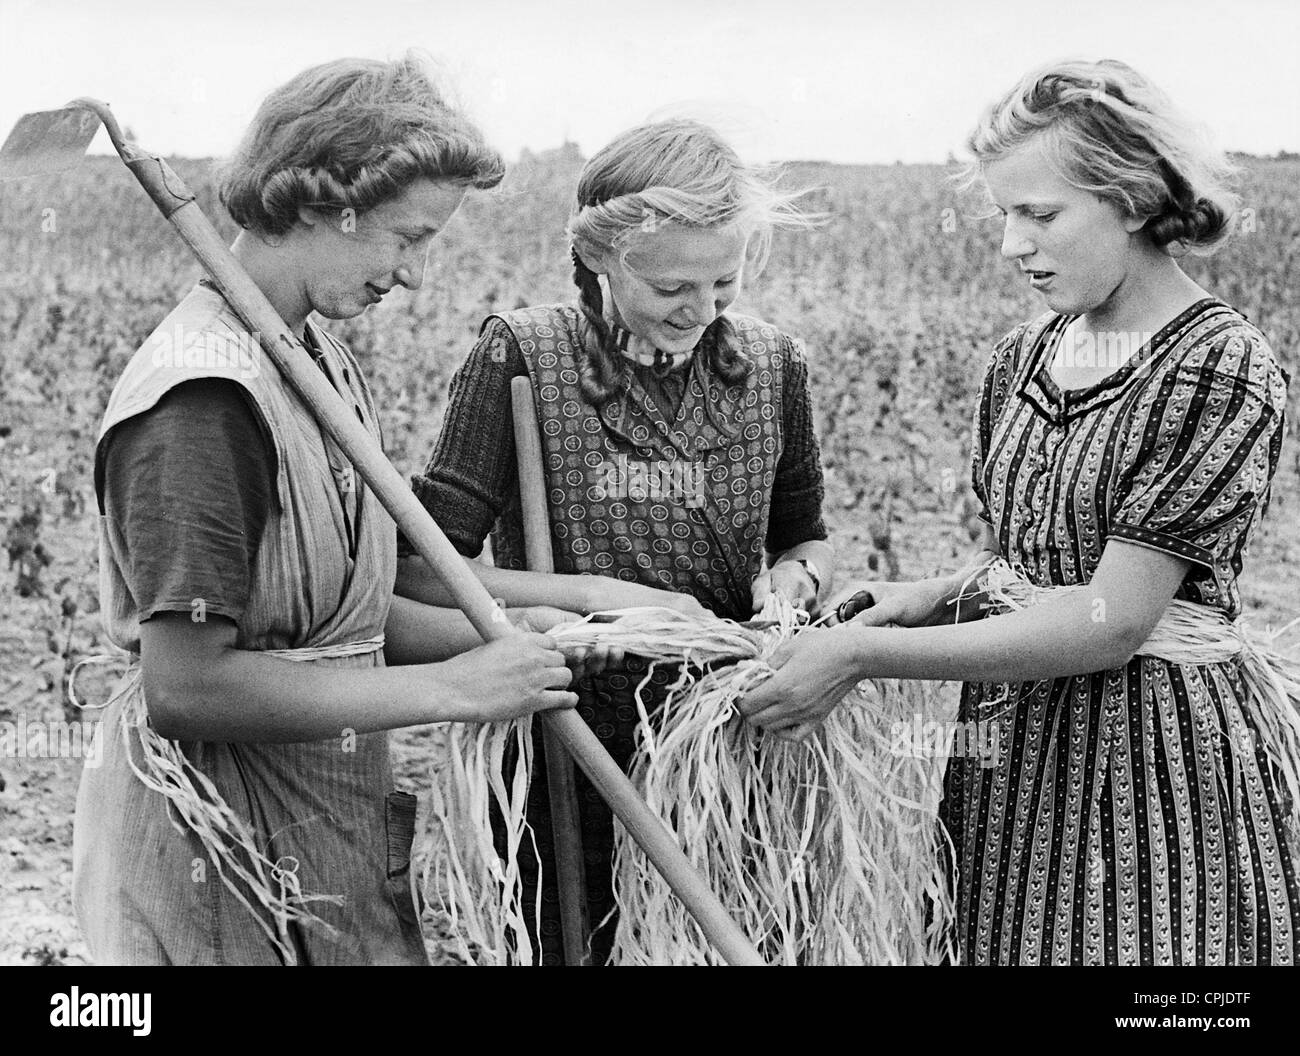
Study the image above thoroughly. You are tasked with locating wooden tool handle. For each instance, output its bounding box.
[511,378,593,966]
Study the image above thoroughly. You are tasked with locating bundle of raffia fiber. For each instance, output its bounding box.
[69,649,354,965]
[424,594,960,966]
[425,561,1300,966]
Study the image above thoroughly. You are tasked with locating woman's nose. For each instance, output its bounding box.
[394,258,424,291]
[685,289,718,326]
[1000,217,1034,261]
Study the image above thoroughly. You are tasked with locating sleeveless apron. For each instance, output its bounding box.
[489,305,792,963]
[73,283,425,965]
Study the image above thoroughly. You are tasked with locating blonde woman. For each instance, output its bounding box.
[397,119,834,963]
[742,59,1298,964]
[74,55,594,966]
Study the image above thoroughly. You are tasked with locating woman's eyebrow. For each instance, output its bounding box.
[644,271,740,284]
[989,198,1063,215]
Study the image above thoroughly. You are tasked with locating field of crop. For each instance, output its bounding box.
[1,151,1297,964]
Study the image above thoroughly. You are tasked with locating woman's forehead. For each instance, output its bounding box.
[983,137,1079,205]
[372,178,467,227]
[625,223,749,277]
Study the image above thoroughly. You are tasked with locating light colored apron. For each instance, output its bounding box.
[73,283,425,965]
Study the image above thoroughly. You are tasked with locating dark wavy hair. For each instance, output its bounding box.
[219,51,504,236]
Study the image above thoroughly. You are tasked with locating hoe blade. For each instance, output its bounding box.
[0,106,102,181]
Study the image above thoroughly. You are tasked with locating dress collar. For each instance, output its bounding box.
[1019,298,1227,424]
[600,276,697,376]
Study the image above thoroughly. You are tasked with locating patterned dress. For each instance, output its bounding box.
[410,305,828,963]
[940,298,1299,964]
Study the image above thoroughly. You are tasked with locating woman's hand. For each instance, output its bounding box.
[438,632,579,723]
[509,606,625,681]
[582,578,712,619]
[824,576,972,628]
[752,561,818,614]
[738,626,868,741]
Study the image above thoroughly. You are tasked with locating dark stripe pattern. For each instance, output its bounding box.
[941,300,1299,964]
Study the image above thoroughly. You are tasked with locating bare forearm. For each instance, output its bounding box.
[142,651,473,742]
[842,590,1138,683]
[395,554,594,612]
[383,594,488,665]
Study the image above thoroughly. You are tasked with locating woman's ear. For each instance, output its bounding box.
[576,239,612,276]
[295,205,324,230]
[1121,207,1148,234]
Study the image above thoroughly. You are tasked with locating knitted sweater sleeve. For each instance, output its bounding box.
[401,318,527,558]
[765,334,829,553]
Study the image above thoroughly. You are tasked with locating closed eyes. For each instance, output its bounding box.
[651,277,739,296]
[993,205,1059,224]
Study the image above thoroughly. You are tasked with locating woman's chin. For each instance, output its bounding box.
[656,326,704,352]
[1035,289,1076,315]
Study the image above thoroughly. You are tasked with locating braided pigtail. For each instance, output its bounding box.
[571,248,628,405]
[705,316,751,386]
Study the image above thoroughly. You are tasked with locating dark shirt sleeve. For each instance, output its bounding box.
[401,319,527,558]
[765,334,829,553]
[100,378,277,625]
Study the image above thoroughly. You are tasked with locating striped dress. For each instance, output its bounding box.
[940,298,1299,964]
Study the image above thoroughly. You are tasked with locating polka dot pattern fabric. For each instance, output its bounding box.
[497,305,787,621]
[488,305,799,964]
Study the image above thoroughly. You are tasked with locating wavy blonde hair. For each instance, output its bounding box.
[960,59,1240,255]
[219,52,504,236]
[566,119,818,404]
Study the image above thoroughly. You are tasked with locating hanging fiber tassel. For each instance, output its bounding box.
[424,562,1300,965]
[424,595,961,965]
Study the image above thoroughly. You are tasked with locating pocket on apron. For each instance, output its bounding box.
[384,790,418,879]
[384,790,425,936]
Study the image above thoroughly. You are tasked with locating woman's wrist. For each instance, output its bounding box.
[577,573,606,616]
[840,621,882,675]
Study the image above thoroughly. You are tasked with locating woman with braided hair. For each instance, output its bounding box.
[742,59,1300,964]
[72,54,610,965]
[397,118,834,963]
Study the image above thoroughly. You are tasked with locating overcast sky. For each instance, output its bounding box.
[1,0,1296,164]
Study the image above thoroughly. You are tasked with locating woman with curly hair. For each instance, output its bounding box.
[73,54,592,966]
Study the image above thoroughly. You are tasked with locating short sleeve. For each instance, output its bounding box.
[1110,328,1287,589]
[765,334,829,552]
[100,378,276,625]
[400,318,528,558]
[970,323,1027,526]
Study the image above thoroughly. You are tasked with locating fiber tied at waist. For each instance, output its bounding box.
[69,634,387,707]
[65,633,387,964]
[980,558,1296,667]
[980,558,1300,818]
[261,635,385,663]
